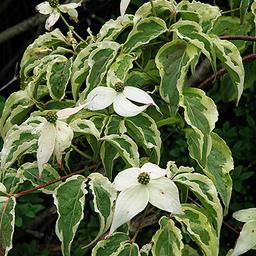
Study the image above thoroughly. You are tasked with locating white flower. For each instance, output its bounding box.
[37,104,86,176]
[109,162,183,235]
[86,84,156,117]
[36,0,81,31]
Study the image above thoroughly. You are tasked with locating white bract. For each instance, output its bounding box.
[36,0,81,31]
[232,208,256,256]
[120,0,131,16]
[109,162,183,235]
[36,104,86,176]
[86,85,156,117]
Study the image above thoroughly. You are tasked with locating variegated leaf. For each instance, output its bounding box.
[174,173,223,235]
[69,118,100,139]
[1,169,23,194]
[17,162,61,194]
[79,41,120,101]
[123,17,167,53]
[175,204,219,256]
[211,36,244,105]
[181,87,218,135]
[91,232,130,256]
[46,56,72,100]
[101,134,140,167]
[106,53,136,87]
[71,43,97,100]
[185,128,212,171]
[233,208,256,223]
[204,132,233,214]
[97,14,134,41]
[152,216,184,256]
[155,40,200,113]
[53,175,87,256]
[0,90,34,138]
[134,0,176,23]
[0,116,44,170]
[104,115,127,136]
[87,173,116,247]
[126,113,161,163]
[0,189,16,256]
[176,0,221,33]
[171,20,216,71]
[20,29,68,87]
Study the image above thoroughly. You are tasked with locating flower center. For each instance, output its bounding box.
[46,111,58,123]
[137,172,150,185]
[114,82,125,92]
[48,0,59,8]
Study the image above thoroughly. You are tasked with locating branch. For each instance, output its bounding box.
[0,15,46,45]
[219,35,256,42]
[198,53,256,89]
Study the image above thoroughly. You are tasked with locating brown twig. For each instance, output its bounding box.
[219,35,256,42]
[198,53,256,89]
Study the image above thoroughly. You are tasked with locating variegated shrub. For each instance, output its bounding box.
[0,0,254,255]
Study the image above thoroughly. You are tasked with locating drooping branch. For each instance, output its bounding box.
[198,53,256,89]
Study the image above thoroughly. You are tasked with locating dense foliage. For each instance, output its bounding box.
[0,0,256,255]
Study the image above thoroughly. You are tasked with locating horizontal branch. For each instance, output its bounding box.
[198,53,256,89]
[219,35,256,42]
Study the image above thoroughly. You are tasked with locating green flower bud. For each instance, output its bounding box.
[46,111,58,123]
[48,0,59,8]
[114,82,125,92]
[137,172,150,185]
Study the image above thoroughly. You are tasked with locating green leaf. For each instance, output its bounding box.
[175,204,219,256]
[125,71,156,87]
[46,56,72,100]
[17,162,61,194]
[0,190,16,256]
[174,173,223,235]
[87,173,116,247]
[126,113,161,163]
[0,117,44,170]
[53,175,87,256]
[107,53,136,87]
[101,134,140,167]
[171,20,216,71]
[1,169,23,194]
[79,41,120,101]
[152,216,184,256]
[211,36,245,105]
[97,14,134,41]
[181,87,218,135]
[204,132,234,214]
[0,90,34,138]
[91,232,129,256]
[232,220,256,256]
[71,44,97,100]
[123,17,167,53]
[155,40,200,113]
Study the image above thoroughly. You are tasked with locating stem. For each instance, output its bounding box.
[198,53,256,89]
[71,144,93,160]
[222,5,251,15]
[131,205,150,243]
[59,13,85,42]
